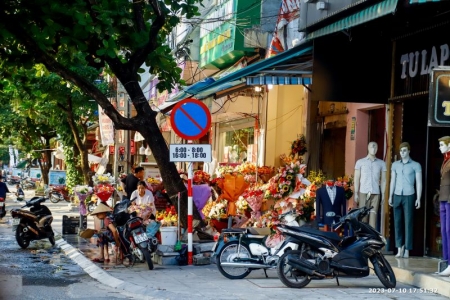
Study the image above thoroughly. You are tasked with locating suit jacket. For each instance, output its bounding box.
[316,186,346,226]
[439,159,450,202]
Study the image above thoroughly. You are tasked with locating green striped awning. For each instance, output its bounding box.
[306,0,399,40]
[409,0,444,3]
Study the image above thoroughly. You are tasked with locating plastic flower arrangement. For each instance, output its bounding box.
[92,173,115,185]
[265,162,302,200]
[335,175,354,200]
[193,170,210,185]
[156,205,178,226]
[290,134,307,158]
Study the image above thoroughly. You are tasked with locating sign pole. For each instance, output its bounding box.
[187,156,193,265]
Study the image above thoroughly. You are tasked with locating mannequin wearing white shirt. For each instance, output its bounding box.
[130,181,156,216]
[354,142,387,229]
[388,142,422,258]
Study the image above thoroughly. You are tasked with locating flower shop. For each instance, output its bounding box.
[199,136,354,243]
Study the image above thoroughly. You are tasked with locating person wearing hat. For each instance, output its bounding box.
[90,203,120,263]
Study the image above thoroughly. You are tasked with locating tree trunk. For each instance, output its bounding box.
[123,80,202,229]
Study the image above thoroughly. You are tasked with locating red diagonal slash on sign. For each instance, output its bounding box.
[179,106,203,131]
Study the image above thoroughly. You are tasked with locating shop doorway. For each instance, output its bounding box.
[321,127,346,179]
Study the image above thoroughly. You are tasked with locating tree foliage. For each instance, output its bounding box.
[0,0,203,226]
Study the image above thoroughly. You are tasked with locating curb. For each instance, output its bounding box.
[54,234,187,299]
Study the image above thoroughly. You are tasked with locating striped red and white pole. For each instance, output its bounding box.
[187,161,193,265]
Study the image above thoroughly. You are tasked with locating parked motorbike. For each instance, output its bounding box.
[46,185,74,203]
[113,198,155,270]
[214,210,300,279]
[10,196,55,249]
[20,177,36,190]
[276,206,396,289]
[7,176,21,185]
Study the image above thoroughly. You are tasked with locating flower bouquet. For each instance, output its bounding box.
[74,185,93,216]
[156,205,178,227]
[92,173,115,202]
[335,175,354,200]
[129,203,155,221]
[216,165,234,177]
[290,134,307,158]
[193,170,210,185]
[207,198,228,220]
[235,162,257,175]
[243,188,264,218]
[217,173,249,216]
[236,196,250,217]
[258,165,275,183]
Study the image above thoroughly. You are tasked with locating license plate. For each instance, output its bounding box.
[133,232,148,243]
[12,218,20,226]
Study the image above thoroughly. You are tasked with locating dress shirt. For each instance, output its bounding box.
[355,156,387,194]
[391,158,421,196]
[326,185,336,205]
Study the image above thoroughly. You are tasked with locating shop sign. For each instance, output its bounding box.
[109,145,115,155]
[98,105,114,146]
[429,67,450,127]
[49,170,67,186]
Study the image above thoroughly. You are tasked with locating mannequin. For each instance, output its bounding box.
[316,179,346,227]
[438,136,450,276]
[388,142,422,258]
[354,141,387,229]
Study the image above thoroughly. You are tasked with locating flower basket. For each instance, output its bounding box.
[259,174,272,183]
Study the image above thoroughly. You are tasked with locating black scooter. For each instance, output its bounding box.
[113,198,156,270]
[10,196,55,249]
[276,206,396,289]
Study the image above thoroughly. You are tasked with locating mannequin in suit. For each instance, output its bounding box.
[316,179,347,227]
[438,136,450,276]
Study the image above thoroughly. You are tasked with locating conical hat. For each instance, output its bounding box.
[90,203,112,215]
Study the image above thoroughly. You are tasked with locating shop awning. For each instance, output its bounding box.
[306,0,399,40]
[409,0,443,3]
[155,41,313,114]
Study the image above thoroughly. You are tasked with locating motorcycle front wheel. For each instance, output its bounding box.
[371,253,396,288]
[16,224,30,249]
[139,245,154,270]
[216,241,252,279]
[277,250,311,288]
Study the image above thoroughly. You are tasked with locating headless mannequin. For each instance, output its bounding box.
[388,143,422,258]
[354,142,387,229]
[437,137,450,276]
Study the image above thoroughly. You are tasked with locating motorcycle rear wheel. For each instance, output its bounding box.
[139,246,154,270]
[371,253,396,288]
[277,250,311,288]
[49,193,60,203]
[65,195,74,203]
[16,224,30,249]
[216,241,252,279]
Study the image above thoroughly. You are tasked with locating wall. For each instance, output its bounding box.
[265,85,308,167]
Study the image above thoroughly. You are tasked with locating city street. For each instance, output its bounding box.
[0,188,448,300]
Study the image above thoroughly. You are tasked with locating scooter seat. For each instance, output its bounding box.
[284,225,342,243]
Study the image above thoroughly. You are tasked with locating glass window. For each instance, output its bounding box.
[221,127,254,163]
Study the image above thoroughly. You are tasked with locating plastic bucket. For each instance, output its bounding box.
[160,226,178,245]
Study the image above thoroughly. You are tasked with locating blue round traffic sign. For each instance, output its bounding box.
[170,98,211,140]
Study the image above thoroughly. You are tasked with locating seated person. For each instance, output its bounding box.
[15,184,24,202]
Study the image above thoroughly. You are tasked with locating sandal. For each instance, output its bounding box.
[91,258,105,263]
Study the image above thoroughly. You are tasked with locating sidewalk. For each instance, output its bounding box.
[4,191,450,299]
[57,225,450,299]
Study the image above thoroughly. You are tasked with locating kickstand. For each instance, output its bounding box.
[263,269,268,278]
[336,275,340,286]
